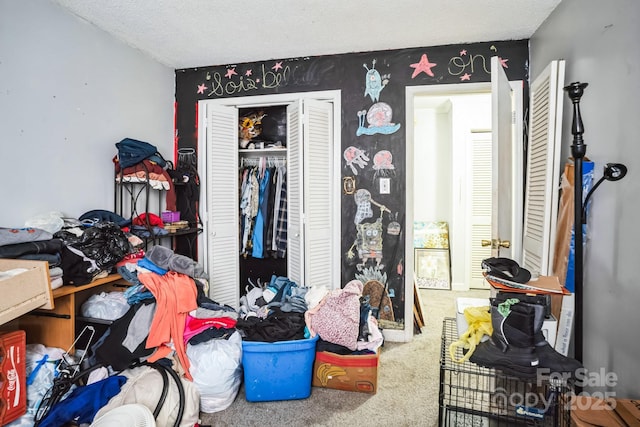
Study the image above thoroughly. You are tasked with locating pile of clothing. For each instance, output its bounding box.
[235,275,309,342]
[306,279,383,355]
[19,245,243,426]
[100,245,242,415]
[113,137,177,215]
[235,276,383,356]
[0,210,135,287]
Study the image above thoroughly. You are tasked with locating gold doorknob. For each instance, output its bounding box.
[481,239,511,249]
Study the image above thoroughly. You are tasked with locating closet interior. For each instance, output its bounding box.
[237,105,289,293]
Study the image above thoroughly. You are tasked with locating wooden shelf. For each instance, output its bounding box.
[52,273,126,298]
[20,273,129,352]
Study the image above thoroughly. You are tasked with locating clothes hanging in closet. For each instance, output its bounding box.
[272,165,287,258]
[251,167,271,258]
[239,161,287,259]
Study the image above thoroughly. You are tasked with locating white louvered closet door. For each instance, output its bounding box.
[522,60,566,276]
[286,99,334,288]
[468,131,493,288]
[286,102,304,286]
[301,99,333,288]
[205,105,240,308]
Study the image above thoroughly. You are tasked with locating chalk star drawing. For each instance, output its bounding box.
[245,69,253,76]
[410,53,437,78]
[460,49,467,56]
[197,83,207,94]
[460,73,471,81]
[225,68,237,79]
[499,57,509,68]
[272,61,283,71]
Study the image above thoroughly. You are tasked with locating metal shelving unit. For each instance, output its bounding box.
[115,165,202,251]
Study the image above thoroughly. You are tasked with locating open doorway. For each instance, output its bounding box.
[406,80,523,292]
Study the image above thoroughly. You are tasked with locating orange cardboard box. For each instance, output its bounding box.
[312,350,379,394]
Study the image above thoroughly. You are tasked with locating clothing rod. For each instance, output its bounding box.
[240,156,286,168]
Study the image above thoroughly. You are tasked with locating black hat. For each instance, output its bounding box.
[481,257,531,284]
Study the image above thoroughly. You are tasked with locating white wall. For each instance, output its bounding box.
[0,0,174,227]
[413,102,452,222]
[531,0,640,398]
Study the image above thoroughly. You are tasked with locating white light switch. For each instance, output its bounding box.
[379,178,390,194]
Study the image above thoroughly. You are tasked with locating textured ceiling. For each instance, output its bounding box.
[52,0,561,69]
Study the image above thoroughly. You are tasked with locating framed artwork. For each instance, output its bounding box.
[415,248,451,289]
[413,221,449,249]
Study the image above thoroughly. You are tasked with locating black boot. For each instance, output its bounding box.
[469,297,540,379]
[495,292,583,376]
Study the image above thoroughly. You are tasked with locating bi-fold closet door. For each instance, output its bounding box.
[201,97,335,309]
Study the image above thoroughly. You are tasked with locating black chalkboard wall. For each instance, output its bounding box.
[175,40,529,330]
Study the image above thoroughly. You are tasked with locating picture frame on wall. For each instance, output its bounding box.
[413,221,450,249]
[414,248,451,290]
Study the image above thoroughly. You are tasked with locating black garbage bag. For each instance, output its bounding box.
[63,222,133,272]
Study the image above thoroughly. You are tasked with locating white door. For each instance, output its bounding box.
[286,101,303,286]
[467,130,493,288]
[300,99,334,288]
[203,104,240,308]
[489,56,520,261]
[521,60,566,276]
[286,99,334,288]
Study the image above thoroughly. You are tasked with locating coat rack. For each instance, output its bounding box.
[564,82,627,363]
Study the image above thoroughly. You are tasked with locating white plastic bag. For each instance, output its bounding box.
[187,330,242,413]
[80,291,130,320]
[24,212,65,234]
[21,344,65,418]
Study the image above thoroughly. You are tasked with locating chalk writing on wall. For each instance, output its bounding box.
[447,47,509,81]
[199,63,293,97]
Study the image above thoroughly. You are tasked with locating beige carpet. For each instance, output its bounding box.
[198,288,489,427]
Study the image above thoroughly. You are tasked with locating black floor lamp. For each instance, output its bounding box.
[564,82,628,364]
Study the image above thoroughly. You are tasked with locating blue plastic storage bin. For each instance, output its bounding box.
[242,335,319,402]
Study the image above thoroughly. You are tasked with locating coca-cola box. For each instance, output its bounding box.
[0,330,26,426]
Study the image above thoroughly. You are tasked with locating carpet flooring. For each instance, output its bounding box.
[198,288,489,427]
